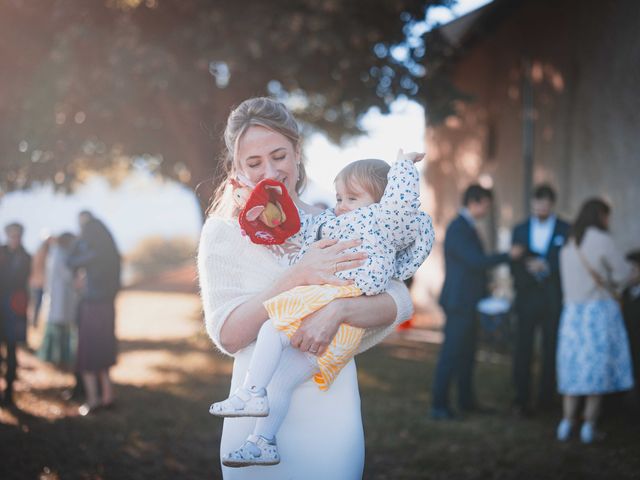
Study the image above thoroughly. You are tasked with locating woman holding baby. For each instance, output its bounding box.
[198,97,430,479]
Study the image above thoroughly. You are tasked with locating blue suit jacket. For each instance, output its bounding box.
[439,215,510,313]
[511,216,570,303]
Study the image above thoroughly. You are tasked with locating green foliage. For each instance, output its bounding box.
[0,0,452,209]
[126,235,196,279]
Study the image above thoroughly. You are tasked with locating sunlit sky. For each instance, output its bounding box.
[0,0,491,254]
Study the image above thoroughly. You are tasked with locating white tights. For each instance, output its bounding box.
[243,321,319,441]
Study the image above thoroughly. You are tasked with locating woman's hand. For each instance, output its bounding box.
[292,238,367,287]
[290,299,345,356]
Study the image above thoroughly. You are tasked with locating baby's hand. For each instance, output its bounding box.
[397,148,425,164]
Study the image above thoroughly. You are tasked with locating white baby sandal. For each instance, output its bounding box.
[209,387,269,417]
[222,435,280,467]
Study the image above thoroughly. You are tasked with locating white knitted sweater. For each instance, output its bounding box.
[197,216,414,356]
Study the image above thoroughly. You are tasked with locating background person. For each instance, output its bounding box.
[0,222,32,406]
[431,185,523,420]
[38,233,79,371]
[67,212,121,415]
[556,198,637,443]
[28,236,52,328]
[511,184,570,416]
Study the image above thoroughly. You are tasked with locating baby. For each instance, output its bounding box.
[211,150,435,467]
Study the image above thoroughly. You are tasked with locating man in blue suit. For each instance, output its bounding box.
[431,185,523,420]
[511,184,569,416]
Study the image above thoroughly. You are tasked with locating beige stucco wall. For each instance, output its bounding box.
[415,0,640,316]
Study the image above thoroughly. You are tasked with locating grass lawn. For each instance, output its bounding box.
[359,335,640,479]
[1,290,638,479]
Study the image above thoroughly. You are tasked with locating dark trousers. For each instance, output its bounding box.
[2,341,17,396]
[29,287,44,327]
[512,293,561,408]
[432,309,478,410]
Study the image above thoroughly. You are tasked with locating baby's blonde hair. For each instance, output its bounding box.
[334,159,390,202]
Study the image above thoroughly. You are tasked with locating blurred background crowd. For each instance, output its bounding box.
[1,0,639,478]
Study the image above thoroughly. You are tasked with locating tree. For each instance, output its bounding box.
[0,0,452,216]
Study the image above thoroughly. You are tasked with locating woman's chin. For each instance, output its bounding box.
[283,179,296,194]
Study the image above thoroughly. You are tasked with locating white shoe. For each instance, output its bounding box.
[556,419,572,441]
[209,388,269,417]
[580,422,595,444]
[222,434,280,467]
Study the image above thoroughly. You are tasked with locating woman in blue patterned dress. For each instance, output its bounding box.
[556,199,639,443]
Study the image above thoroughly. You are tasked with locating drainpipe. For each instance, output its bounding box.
[522,58,534,215]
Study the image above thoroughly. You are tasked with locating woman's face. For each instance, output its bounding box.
[235,126,300,200]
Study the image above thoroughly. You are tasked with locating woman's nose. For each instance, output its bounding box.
[264,161,278,179]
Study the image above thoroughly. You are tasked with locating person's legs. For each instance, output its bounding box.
[457,312,478,410]
[30,287,44,327]
[538,299,561,409]
[81,372,100,408]
[62,372,85,401]
[580,395,603,443]
[513,303,536,410]
[3,341,17,404]
[253,346,318,441]
[222,347,318,467]
[584,395,602,424]
[210,321,289,417]
[562,394,580,420]
[557,394,580,440]
[243,321,289,393]
[432,310,467,415]
[99,369,114,405]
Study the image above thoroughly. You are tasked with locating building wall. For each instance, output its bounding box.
[416,0,640,314]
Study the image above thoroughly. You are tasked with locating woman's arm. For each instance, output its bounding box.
[218,265,305,354]
[217,237,368,354]
[601,233,635,287]
[290,279,413,356]
[66,240,97,270]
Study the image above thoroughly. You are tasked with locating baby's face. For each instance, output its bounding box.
[335,178,376,216]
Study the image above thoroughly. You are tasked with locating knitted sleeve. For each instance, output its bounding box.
[357,278,413,354]
[197,217,255,356]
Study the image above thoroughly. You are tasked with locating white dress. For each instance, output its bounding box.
[198,216,413,480]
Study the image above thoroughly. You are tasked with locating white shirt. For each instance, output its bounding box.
[459,207,475,228]
[529,215,557,256]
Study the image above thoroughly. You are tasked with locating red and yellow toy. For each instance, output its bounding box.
[230,178,301,245]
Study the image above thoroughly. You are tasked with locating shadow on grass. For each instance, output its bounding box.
[0,333,232,480]
[357,339,640,480]
[0,383,228,480]
[2,329,639,480]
